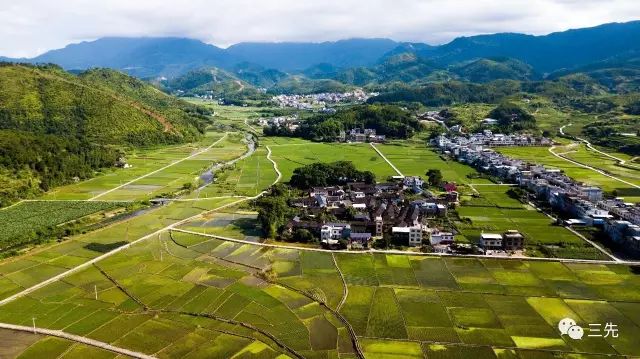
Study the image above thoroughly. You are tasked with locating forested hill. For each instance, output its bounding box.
[0,64,209,145]
[0,63,212,206]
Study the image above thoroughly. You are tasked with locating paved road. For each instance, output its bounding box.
[0,323,156,359]
[370,143,404,177]
[171,228,640,265]
[560,124,640,172]
[89,133,230,201]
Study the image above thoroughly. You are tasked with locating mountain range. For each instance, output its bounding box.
[3,21,640,93]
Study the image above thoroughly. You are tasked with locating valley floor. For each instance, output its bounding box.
[3,109,640,358]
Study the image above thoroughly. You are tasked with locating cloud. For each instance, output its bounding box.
[0,0,638,57]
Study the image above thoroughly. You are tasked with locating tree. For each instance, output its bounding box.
[426,169,444,187]
[290,161,376,189]
[256,192,292,238]
[487,102,536,132]
[292,229,315,243]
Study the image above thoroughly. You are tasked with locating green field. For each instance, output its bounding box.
[1,96,638,359]
[267,139,397,181]
[39,131,248,201]
[96,133,249,201]
[0,201,120,247]
[456,185,604,259]
[0,197,241,302]
[188,146,278,198]
[376,142,480,186]
[4,230,640,358]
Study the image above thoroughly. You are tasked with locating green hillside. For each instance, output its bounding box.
[0,64,209,145]
[449,57,536,83]
[0,63,213,205]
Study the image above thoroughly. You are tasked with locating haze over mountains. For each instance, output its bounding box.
[2,21,640,94]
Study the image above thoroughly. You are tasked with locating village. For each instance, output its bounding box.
[280,172,529,255]
[271,90,377,110]
[435,132,640,256]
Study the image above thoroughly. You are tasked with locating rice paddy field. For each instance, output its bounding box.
[4,229,640,358]
[456,185,606,259]
[3,101,639,358]
[376,142,483,186]
[177,210,263,242]
[95,133,249,202]
[188,146,278,198]
[0,197,241,302]
[498,145,640,203]
[267,139,398,181]
[39,131,247,201]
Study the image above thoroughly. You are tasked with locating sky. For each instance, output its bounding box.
[1,0,639,57]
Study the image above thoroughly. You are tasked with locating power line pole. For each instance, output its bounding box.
[32,318,36,334]
[94,285,98,300]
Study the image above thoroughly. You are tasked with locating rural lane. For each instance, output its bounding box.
[170,228,640,265]
[0,323,156,359]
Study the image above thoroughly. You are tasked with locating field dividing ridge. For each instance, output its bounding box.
[370,143,404,177]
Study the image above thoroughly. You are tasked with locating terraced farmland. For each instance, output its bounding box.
[5,230,640,358]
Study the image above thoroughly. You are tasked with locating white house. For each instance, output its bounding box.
[480,233,503,249]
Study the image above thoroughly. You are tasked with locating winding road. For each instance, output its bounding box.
[552,124,640,190]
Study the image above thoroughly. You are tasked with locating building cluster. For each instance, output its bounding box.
[256,115,300,131]
[435,134,640,255]
[437,130,552,148]
[284,177,460,249]
[344,128,386,143]
[272,90,377,110]
[479,231,525,251]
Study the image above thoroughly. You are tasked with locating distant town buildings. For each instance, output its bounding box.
[272,90,377,110]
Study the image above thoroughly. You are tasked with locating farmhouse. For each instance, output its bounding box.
[430,230,455,245]
[503,230,525,250]
[480,233,503,250]
[321,223,351,245]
